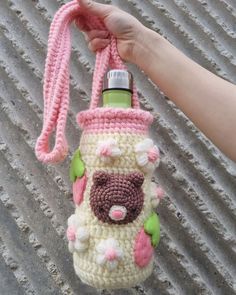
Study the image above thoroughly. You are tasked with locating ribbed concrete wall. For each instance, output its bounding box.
[0,0,236,294]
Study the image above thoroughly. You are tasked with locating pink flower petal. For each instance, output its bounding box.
[66,226,76,241]
[134,228,153,267]
[156,186,165,199]
[73,173,87,205]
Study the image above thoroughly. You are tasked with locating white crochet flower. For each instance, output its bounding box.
[135,138,160,172]
[96,138,122,163]
[66,213,89,253]
[96,238,123,271]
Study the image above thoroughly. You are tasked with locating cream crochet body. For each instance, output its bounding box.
[69,131,155,289]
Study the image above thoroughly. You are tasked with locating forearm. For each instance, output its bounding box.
[132,27,236,161]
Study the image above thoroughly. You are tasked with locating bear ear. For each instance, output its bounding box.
[93,171,110,186]
[127,172,144,188]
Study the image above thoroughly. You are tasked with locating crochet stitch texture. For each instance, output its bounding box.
[35,0,140,163]
[35,0,162,290]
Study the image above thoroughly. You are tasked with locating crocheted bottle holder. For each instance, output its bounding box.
[35,0,164,290]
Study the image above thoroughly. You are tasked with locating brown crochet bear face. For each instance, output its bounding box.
[90,171,144,224]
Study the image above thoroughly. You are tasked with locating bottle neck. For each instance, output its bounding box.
[102,89,132,108]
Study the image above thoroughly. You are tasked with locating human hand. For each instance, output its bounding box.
[77,0,146,62]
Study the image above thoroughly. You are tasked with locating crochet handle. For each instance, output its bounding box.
[35,0,140,164]
[90,36,140,109]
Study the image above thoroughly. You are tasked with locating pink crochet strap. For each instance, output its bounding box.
[35,0,140,164]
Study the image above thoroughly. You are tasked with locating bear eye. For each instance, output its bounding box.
[98,207,105,214]
[131,208,137,214]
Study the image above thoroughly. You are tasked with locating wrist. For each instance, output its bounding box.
[130,26,165,67]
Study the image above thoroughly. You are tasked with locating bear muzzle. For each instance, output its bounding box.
[109,205,127,221]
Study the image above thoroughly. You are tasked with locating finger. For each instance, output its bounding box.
[76,16,90,32]
[79,0,114,19]
[88,38,110,52]
[86,30,109,42]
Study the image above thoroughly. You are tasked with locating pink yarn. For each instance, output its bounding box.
[148,146,160,163]
[73,173,87,205]
[156,186,165,199]
[134,228,153,267]
[111,210,124,220]
[105,248,117,261]
[100,145,112,156]
[35,0,140,164]
[77,108,153,133]
[66,225,76,241]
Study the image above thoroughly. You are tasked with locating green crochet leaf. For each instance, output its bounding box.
[144,212,160,247]
[69,148,85,182]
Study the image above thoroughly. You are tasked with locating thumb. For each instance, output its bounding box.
[79,0,112,19]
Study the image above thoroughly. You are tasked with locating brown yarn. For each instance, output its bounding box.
[90,171,144,224]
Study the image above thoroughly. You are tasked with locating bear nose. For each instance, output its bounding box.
[112,210,124,219]
[109,205,127,221]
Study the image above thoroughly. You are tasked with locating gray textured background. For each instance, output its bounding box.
[0,0,236,294]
